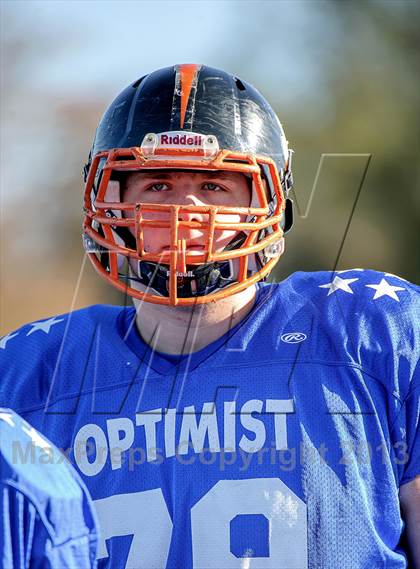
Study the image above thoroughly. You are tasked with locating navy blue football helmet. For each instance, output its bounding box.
[83,64,293,305]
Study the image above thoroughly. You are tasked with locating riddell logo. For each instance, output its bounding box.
[166,270,194,277]
[160,134,203,146]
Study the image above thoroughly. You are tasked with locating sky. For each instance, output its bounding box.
[2,0,330,100]
[1,0,331,208]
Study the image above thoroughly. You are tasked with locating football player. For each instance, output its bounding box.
[0,408,98,568]
[1,64,419,568]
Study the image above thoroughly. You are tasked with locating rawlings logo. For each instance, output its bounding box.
[280,332,307,344]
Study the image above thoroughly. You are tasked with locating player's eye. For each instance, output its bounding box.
[147,182,169,192]
[202,182,224,192]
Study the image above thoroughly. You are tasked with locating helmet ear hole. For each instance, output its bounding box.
[283,198,294,234]
[234,77,246,91]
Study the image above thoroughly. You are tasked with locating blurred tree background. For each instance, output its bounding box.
[1,0,419,334]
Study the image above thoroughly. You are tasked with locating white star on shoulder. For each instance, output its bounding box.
[22,424,52,452]
[0,332,19,349]
[0,412,15,427]
[319,276,359,296]
[26,317,64,336]
[365,278,405,301]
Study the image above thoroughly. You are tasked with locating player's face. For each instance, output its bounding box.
[122,170,251,254]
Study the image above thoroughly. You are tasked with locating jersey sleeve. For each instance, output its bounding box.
[397,365,420,486]
[380,279,420,487]
[305,269,420,486]
[344,271,420,487]
[0,305,125,415]
[0,317,63,413]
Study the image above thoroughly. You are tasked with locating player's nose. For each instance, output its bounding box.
[176,191,206,222]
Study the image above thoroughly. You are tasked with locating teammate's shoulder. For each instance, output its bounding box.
[0,408,80,492]
[0,408,98,556]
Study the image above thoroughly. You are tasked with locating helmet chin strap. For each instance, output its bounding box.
[135,258,235,298]
[119,232,248,298]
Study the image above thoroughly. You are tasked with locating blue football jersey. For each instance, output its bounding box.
[0,270,419,569]
[0,408,98,568]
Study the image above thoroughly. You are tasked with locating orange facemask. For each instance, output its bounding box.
[83,134,288,306]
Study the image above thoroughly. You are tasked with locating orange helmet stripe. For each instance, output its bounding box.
[178,64,199,129]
